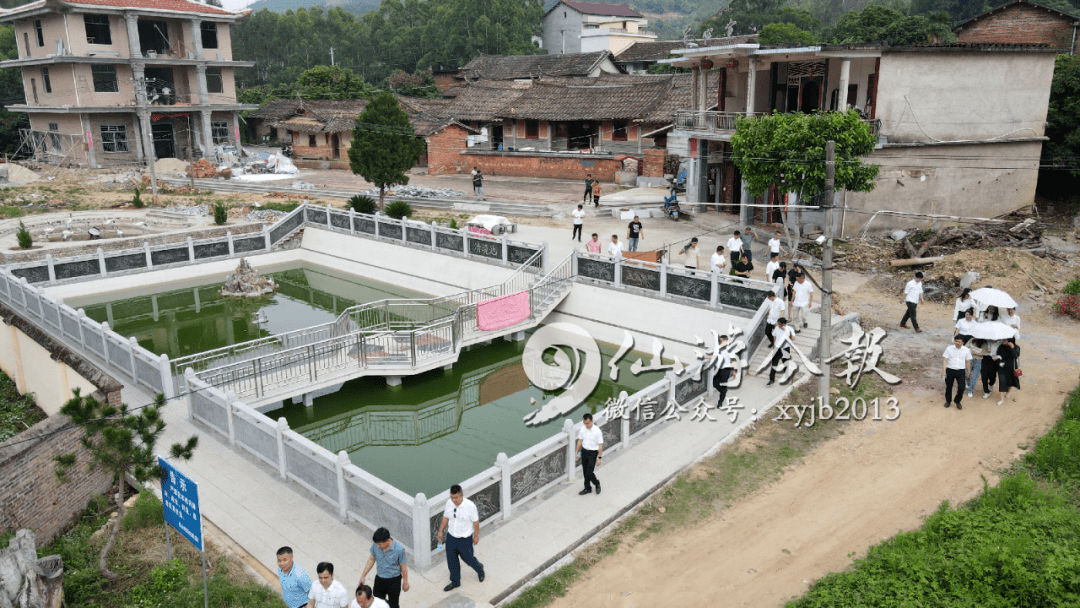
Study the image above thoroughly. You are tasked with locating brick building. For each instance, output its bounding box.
[954,0,1079,54]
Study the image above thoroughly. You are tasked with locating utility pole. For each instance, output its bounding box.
[329,47,335,66]
[187,114,196,191]
[818,140,835,409]
[133,74,159,203]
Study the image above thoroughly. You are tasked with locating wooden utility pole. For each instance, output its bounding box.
[818,140,835,408]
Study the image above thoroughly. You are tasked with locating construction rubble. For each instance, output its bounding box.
[359,185,464,198]
[892,218,1052,261]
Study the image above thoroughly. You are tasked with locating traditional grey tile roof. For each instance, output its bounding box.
[436,81,532,122]
[460,51,620,80]
[615,35,759,64]
[394,94,476,136]
[250,98,369,133]
[636,71,720,123]
[495,78,672,121]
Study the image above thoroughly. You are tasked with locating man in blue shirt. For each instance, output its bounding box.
[277,546,313,608]
[358,527,409,608]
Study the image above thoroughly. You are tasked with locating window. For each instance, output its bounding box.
[525,120,539,139]
[205,67,223,94]
[612,120,628,141]
[211,121,229,144]
[200,22,218,49]
[91,65,118,92]
[308,134,316,147]
[83,14,112,45]
[34,20,43,47]
[100,124,129,153]
[48,122,58,131]
[22,33,29,58]
[48,124,59,152]
[30,78,37,104]
[41,68,51,94]
[138,20,168,55]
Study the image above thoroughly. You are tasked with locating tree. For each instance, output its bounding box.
[758,22,817,45]
[828,5,953,45]
[699,0,820,36]
[295,65,379,100]
[386,69,440,98]
[730,110,879,249]
[15,221,30,249]
[56,391,198,579]
[347,92,424,209]
[1045,54,1080,179]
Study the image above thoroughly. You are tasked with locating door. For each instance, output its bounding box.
[331,134,340,159]
[151,123,176,159]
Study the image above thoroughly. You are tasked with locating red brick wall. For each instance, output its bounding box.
[450,152,622,180]
[643,148,666,177]
[433,73,460,91]
[955,3,1078,52]
[427,124,472,175]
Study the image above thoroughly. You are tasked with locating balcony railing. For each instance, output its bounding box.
[674,110,882,138]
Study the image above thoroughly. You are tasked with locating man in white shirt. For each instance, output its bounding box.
[790,274,814,332]
[767,318,796,386]
[682,237,700,269]
[571,204,585,242]
[900,271,924,333]
[764,291,786,347]
[607,235,623,258]
[765,253,780,285]
[942,336,972,410]
[726,231,744,263]
[711,337,740,407]
[350,585,390,608]
[711,246,727,273]
[768,230,787,257]
[436,484,485,592]
[575,413,604,495]
[308,563,349,608]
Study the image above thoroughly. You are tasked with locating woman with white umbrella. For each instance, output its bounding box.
[995,336,1020,404]
[969,287,1016,323]
[953,288,976,322]
[967,320,1017,399]
[1003,308,1021,340]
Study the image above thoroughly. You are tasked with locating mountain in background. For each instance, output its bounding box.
[246,0,381,16]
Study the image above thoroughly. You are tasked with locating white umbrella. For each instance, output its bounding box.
[967,321,1018,341]
[968,287,1017,310]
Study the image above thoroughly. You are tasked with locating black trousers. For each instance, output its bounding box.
[981,355,998,393]
[769,346,789,382]
[583,187,592,201]
[945,368,966,405]
[765,321,776,346]
[581,448,600,491]
[572,224,582,241]
[713,367,731,406]
[374,575,402,608]
[901,302,919,330]
[731,250,742,263]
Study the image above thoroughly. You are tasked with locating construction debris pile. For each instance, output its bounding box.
[359,185,464,198]
[892,218,1049,262]
[246,209,288,222]
[220,258,276,298]
[188,159,217,179]
[165,204,209,217]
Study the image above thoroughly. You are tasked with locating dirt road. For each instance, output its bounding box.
[548,269,1080,608]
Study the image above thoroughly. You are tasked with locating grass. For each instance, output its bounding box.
[38,490,281,608]
[0,369,43,442]
[504,373,872,608]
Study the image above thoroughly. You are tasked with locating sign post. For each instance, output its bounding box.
[159,456,209,608]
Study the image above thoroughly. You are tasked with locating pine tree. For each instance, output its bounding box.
[347,92,424,210]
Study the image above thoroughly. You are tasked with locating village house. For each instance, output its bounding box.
[542,1,654,56]
[0,0,256,167]
[458,50,623,82]
[614,35,759,74]
[663,41,1062,234]
[954,0,1079,55]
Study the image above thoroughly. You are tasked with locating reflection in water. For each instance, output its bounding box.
[71,264,428,359]
[278,333,667,497]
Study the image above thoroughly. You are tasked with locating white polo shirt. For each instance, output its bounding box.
[350,598,390,608]
[768,237,783,254]
[718,349,739,370]
[309,579,350,608]
[578,425,603,451]
[773,324,795,346]
[607,240,623,257]
[766,297,786,324]
[711,252,727,272]
[726,236,742,254]
[443,497,480,539]
[765,260,780,281]
[792,281,814,307]
[572,208,585,225]
[904,279,923,304]
[943,344,972,370]
[954,318,976,335]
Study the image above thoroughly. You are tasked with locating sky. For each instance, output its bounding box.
[221,0,259,10]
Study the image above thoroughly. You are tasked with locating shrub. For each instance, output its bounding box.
[384,200,413,220]
[122,490,165,530]
[213,202,228,225]
[259,202,299,213]
[15,221,31,249]
[132,186,144,209]
[1063,278,1080,296]
[1054,294,1080,320]
[347,195,377,215]
[1024,419,1080,485]
[449,218,458,230]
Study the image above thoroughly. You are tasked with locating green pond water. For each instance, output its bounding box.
[67,262,429,359]
[276,333,667,497]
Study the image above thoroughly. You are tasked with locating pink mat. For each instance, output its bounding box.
[468,225,493,236]
[477,291,531,331]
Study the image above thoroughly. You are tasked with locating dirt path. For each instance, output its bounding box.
[548,270,1080,608]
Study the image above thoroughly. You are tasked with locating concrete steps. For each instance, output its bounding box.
[749,309,821,379]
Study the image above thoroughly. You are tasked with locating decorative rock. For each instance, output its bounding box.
[0,529,65,608]
[220,258,277,298]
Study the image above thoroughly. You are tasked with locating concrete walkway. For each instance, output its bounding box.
[138,348,800,608]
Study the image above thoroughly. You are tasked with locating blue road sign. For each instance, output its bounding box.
[159,456,203,551]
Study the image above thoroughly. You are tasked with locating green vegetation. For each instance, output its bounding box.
[15,220,31,249]
[56,392,198,579]
[40,491,282,608]
[1045,54,1080,180]
[132,186,145,209]
[383,200,414,219]
[347,194,378,215]
[789,382,1080,607]
[0,368,42,443]
[347,92,424,209]
[1063,279,1080,296]
[256,201,300,214]
[213,202,228,225]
